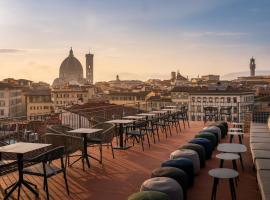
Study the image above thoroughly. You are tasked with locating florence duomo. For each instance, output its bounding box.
[52,48,94,87]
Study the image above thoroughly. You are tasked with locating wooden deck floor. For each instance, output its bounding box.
[0,122,260,200]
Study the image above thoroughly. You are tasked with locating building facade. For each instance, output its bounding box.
[171,86,254,122]
[51,85,95,109]
[25,89,53,120]
[0,83,23,118]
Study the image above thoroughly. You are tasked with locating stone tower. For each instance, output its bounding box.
[250,57,256,77]
[85,51,94,84]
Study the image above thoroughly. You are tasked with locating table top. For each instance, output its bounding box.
[67,128,103,134]
[122,116,145,120]
[106,119,134,124]
[165,106,177,108]
[136,113,156,116]
[209,168,239,179]
[151,110,168,114]
[216,153,240,160]
[228,131,244,135]
[0,142,51,154]
[217,143,247,153]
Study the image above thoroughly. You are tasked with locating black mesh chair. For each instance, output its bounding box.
[178,106,190,128]
[22,146,69,200]
[125,120,150,151]
[87,123,116,164]
[219,106,232,122]
[203,106,219,124]
[0,141,17,175]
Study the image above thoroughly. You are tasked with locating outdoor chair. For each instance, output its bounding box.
[203,106,219,124]
[146,118,160,143]
[87,123,116,164]
[166,113,181,134]
[219,106,232,122]
[0,141,17,175]
[125,120,150,151]
[178,107,190,128]
[154,115,172,138]
[22,146,69,200]
[42,133,83,167]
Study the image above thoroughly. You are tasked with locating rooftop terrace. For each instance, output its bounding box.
[0,121,260,200]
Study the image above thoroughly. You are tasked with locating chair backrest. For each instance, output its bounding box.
[30,146,65,163]
[92,123,116,143]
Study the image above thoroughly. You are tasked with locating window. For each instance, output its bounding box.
[0,109,4,116]
[233,106,237,114]
[215,97,219,103]
[220,97,224,103]
[209,97,213,103]
[203,97,207,103]
[233,97,237,103]
[227,97,231,103]
[192,97,195,103]
[197,105,201,112]
[197,97,201,103]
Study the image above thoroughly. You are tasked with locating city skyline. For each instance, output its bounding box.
[1,0,270,83]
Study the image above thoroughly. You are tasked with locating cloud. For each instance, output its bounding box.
[0,49,25,53]
[181,31,248,38]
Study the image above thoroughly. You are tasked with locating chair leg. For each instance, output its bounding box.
[99,143,102,164]
[140,136,144,151]
[44,176,50,200]
[63,170,70,195]
[146,134,151,148]
[110,142,115,158]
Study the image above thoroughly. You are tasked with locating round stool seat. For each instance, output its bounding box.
[216,153,240,160]
[189,138,213,160]
[170,149,200,174]
[140,177,184,200]
[128,191,170,200]
[179,143,206,168]
[202,126,221,141]
[208,168,238,179]
[161,158,194,186]
[195,132,217,147]
[151,167,188,199]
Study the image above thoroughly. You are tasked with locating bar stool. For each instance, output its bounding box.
[209,168,238,200]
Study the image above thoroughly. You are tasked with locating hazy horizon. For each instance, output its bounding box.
[1,0,270,84]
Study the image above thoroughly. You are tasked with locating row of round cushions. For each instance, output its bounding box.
[128,122,227,200]
[201,126,222,141]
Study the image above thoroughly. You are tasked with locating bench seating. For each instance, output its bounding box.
[250,117,270,200]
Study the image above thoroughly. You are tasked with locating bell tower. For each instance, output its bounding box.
[85,51,94,84]
[250,57,256,77]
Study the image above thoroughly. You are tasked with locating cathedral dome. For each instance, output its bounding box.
[59,48,83,81]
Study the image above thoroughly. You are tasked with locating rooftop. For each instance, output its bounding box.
[0,121,259,200]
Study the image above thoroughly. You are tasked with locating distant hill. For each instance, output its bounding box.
[221,70,270,80]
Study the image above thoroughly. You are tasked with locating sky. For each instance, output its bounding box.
[0,0,270,84]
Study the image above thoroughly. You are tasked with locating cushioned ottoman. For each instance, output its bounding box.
[170,149,200,174]
[195,132,217,147]
[179,143,206,168]
[210,123,226,138]
[189,138,213,160]
[140,177,184,200]
[128,191,170,200]
[201,126,221,141]
[151,167,188,199]
[161,158,194,186]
